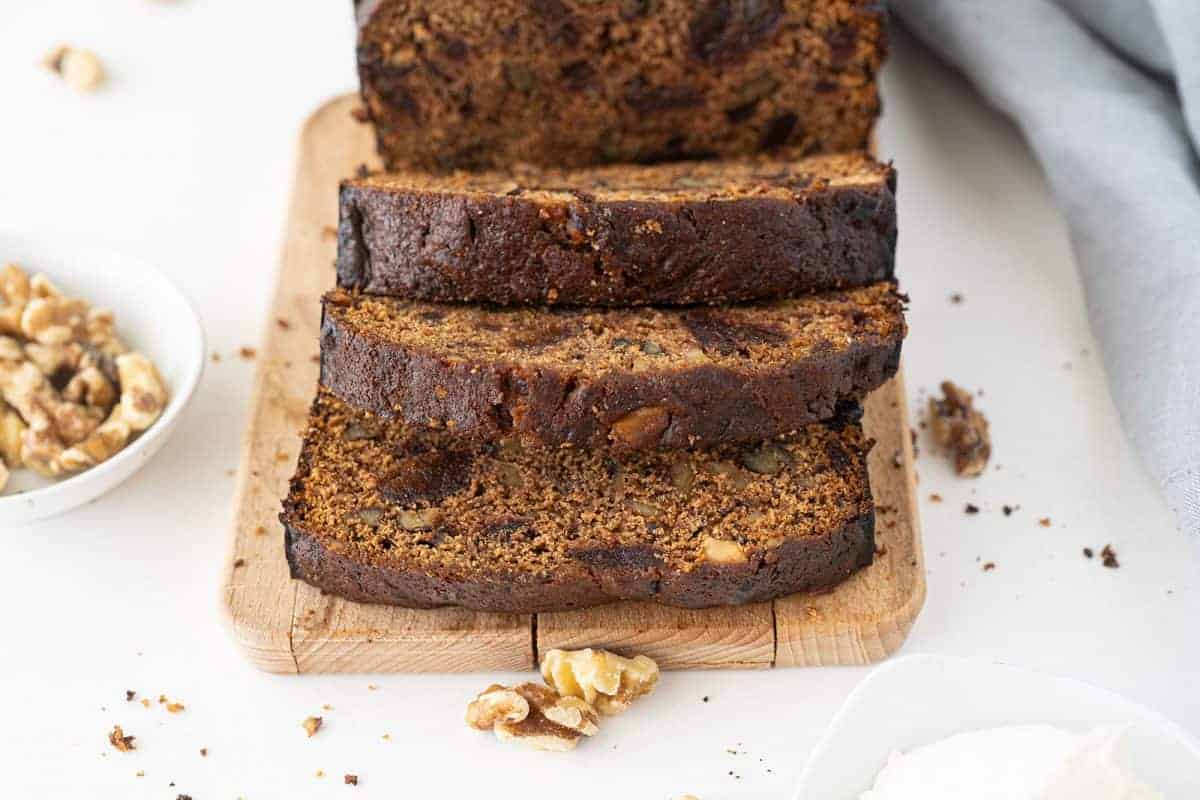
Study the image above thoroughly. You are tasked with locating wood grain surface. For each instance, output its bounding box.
[219,95,925,674]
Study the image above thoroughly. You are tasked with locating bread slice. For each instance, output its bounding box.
[356,0,886,172]
[319,282,905,451]
[281,389,875,612]
[338,153,896,306]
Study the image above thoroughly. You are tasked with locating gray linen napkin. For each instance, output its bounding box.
[890,0,1200,550]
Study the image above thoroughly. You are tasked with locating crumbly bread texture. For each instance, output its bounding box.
[319,283,904,451]
[356,0,886,172]
[281,390,876,612]
[338,152,896,305]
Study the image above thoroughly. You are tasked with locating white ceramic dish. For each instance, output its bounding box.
[796,654,1200,799]
[0,234,204,525]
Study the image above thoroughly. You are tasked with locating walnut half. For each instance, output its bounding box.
[466,683,598,752]
[540,648,659,716]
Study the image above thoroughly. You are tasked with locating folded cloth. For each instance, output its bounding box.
[891,0,1200,552]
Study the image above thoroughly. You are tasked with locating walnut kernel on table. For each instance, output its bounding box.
[928,381,991,477]
[43,45,106,92]
[540,648,659,715]
[466,683,599,752]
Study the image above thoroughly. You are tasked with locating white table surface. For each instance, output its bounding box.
[2,3,1197,797]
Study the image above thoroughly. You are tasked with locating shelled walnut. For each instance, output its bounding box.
[43,45,105,92]
[466,683,598,752]
[0,262,167,492]
[540,648,659,715]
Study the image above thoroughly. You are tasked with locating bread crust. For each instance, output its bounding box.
[283,513,874,612]
[279,391,877,613]
[337,156,897,305]
[318,285,905,450]
[356,0,887,172]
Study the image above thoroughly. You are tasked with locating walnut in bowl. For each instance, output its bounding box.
[0,236,203,524]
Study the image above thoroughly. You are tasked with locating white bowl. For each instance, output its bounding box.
[0,234,204,525]
[796,654,1200,799]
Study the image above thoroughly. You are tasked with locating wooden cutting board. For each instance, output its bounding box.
[220,95,925,674]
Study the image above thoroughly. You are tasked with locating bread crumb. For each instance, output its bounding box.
[964,503,980,515]
[345,774,359,786]
[233,558,246,568]
[1038,517,1051,527]
[1083,547,1094,559]
[302,716,323,737]
[929,493,942,502]
[315,770,325,779]
[238,346,256,360]
[125,690,136,702]
[1101,544,1120,568]
[108,725,136,752]
[211,352,221,363]
[199,748,208,757]
[929,381,990,477]
[276,317,291,330]
[982,562,996,572]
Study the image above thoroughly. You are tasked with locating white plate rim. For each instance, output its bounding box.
[794,653,1200,799]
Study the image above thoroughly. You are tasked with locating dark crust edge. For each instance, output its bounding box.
[335,170,896,305]
[282,502,874,614]
[317,298,904,451]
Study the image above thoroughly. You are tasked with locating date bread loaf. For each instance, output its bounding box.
[281,389,876,612]
[319,283,905,451]
[355,0,886,172]
[338,152,896,305]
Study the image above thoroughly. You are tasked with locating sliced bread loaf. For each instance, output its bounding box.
[319,283,904,451]
[338,153,896,305]
[282,389,875,612]
[356,0,886,172]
